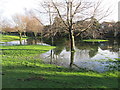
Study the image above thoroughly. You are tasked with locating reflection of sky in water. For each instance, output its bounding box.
[91,47,118,60]
[1,40,27,46]
[1,39,50,46]
[40,47,118,72]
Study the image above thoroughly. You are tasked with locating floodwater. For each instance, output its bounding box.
[40,38,120,72]
[1,38,120,72]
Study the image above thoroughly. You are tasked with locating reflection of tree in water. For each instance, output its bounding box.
[76,42,99,58]
[65,40,71,51]
[41,37,120,71]
[52,39,67,55]
[45,37,68,64]
[76,42,99,49]
[48,38,100,66]
[69,51,87,70]
[50,50,53,64]
[19,39,22,45]
[100,39,120,52]
[49,49,62,64]
[53,46,64,55]
[89,46,98,58]
[70,51,75,68]
[26,38,36,45]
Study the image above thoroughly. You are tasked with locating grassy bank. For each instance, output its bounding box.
[0,34,28,42]
[1,45,119,88]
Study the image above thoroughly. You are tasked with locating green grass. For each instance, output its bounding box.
[0,34,28,42]
[83,39,109,42]
[1,45,119,88]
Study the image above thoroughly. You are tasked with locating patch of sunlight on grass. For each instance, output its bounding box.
[83,39,109,42]
[55,72,103,77]
[1,45,55,50]
[0,34,28,42]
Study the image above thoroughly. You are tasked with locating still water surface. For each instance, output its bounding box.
[1,38,120,72]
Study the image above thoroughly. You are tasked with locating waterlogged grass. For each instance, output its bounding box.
[0,34,28,42]
[83,39,109,42]
[1,45,119,88]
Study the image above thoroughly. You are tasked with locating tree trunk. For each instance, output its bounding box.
[23,31,26,37]
[114,29,117,37]
[69,28,75,52]
[19,39,22,45]
[34,32,37,38]
[70,51,75,68]
[40,32,43,43]
[51,36,54,46]
[50,50,53,64]
[19,32,22,40]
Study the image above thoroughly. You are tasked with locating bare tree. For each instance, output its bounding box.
[0,19,14,34]
[12,14,28,39]
[52,16,67,36]
[24,9,44,41]
[50,0,93,51]
[50,0,112,51]
[27,17,43,38]
[35,0,112,51]
[35,1,58,45]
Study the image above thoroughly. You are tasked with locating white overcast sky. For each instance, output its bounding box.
[0,0,119,24]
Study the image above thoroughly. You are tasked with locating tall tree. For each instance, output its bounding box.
[41,1,56,44]
[36,0,111,51]
[50,0,111,51]
[50,0,90,51]
[0,19,14,34]
[12,14,28,39]
[27,17,43,38]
